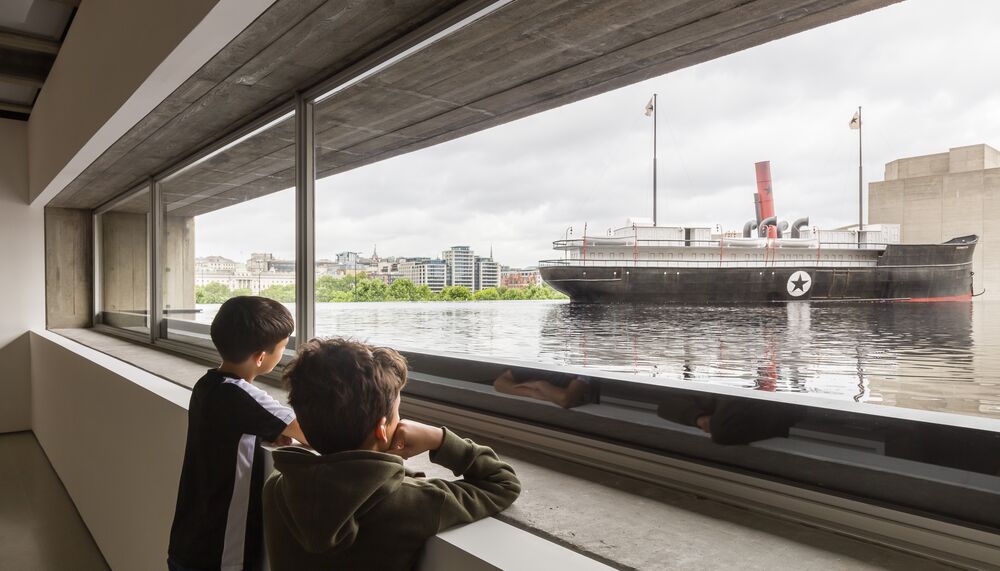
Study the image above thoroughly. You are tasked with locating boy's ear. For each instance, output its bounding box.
[374,416,389,445]
[251,350,267,367]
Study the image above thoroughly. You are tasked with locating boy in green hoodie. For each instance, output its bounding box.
[263,338,521,570]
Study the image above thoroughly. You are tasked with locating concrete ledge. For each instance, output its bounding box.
[421,518,612,571]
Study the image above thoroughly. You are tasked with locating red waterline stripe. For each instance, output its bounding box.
[900,294,973,303]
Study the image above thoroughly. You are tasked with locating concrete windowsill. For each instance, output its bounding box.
[50,327,952,570]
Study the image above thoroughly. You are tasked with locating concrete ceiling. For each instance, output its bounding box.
[49,0,899,215]
[0,0,76,120]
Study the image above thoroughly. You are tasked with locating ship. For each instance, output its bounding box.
[539,162,977,304]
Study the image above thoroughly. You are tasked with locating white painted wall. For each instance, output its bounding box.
[28,0,277,205]
[29,331,190,571]
[0,118,43,433]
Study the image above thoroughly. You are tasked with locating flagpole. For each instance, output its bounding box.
[653,93,658,227]
[857,105,863,242]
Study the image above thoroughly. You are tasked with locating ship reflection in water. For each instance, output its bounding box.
[536,300,996,418]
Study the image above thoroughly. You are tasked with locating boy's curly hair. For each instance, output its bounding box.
[284,338,407,454]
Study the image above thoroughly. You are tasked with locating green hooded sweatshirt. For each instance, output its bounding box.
[263,427,520,570]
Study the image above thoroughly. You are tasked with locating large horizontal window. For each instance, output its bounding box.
[79,0,1000,543]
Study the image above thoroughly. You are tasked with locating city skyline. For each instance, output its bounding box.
[193,0,1000,268]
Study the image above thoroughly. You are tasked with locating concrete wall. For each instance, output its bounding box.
[100,211,149,313]
[45,208,93,328]
[29,331,189,571]
[98,211,196,314]
[0,119,44,433]
[870,144,1000,297]
[165,216,197,311]
[27,0,277,206]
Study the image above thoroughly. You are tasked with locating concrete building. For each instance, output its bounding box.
[194,269,295,296]
[398,257,448,292]
[195,255,238,273]
[869,144,1000,297]
[474,256,500,291]
[443,245,475,290]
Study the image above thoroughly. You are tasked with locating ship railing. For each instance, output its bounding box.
[551,238,889,250]
[538,258,878,269]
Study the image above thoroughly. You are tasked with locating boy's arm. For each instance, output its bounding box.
[221,379,299,443]
[280,419,309,446]
[391,421,520,530]
[411,426,521,531]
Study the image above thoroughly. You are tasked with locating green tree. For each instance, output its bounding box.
[540,283,569,300]
[387,278,433,301]
[499,286,525,300]
[259,283,296,303]
[350,277,389,302]
[232,287,252,297]
[473,287,501,301]
[316,274,356,302]
[439,285,472,301]
[196,282,233,304]
[316,274,355,301]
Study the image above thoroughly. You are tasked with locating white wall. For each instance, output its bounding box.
[0,118,43,433]
[30,331,190,571]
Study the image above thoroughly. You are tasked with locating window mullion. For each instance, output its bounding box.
[150,176,163,343]
[295,93,315,346]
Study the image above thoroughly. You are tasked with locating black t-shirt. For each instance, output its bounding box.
[169,369,294,571]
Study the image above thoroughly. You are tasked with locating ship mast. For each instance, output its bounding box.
[645,94,658,226]
[857,105,864,241]
[850,106,864,245]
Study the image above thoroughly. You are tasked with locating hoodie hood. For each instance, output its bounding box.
[269,447,405,554]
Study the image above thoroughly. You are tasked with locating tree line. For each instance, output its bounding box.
[195,275,567,304]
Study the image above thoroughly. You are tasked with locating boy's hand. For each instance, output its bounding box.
[389,419,445,459]
[271,435,293,446]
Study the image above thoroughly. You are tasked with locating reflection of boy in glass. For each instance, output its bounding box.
[493,368,598,409]
[656,395,800,445]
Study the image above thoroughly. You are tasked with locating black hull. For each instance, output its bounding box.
[540,238,977,304]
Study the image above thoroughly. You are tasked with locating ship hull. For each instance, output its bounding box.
[540,239,977,304]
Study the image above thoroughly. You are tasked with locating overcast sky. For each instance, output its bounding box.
[195,0,1000,268]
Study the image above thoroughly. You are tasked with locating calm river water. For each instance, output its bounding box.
[196,301,1000,420]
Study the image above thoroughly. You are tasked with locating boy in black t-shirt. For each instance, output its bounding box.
[168,296,308,571]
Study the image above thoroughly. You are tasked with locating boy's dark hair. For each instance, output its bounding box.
[284,338,407,454]
[210,296,294,362]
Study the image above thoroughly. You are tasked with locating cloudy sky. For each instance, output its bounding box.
[196,0,1000,268]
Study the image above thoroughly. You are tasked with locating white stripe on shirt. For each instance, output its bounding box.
[221,433,256,571]
[222,377,295,425]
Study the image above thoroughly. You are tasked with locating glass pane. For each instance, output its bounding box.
[98,187,150,332]
[157,111,297,349]
[311,67,561,357]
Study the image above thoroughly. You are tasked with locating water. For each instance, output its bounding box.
[194,301,1000,419]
